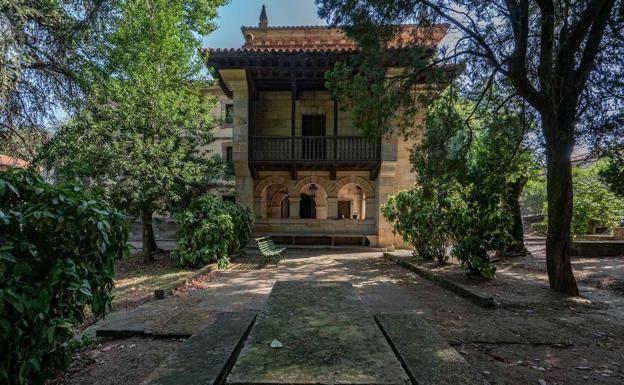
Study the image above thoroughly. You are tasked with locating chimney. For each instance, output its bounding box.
[259,5,268,28]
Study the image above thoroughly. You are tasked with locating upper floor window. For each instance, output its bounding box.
[225,146,233,162]
[224,103,234,124]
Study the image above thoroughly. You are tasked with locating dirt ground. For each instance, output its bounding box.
[51,243,624,385]
[47,338,182,385]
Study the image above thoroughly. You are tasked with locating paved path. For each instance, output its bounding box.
[87,250,624,385]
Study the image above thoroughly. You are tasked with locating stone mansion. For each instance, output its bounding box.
[203,6,448,249]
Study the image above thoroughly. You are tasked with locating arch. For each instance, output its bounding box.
[291,175,332,198]
[262,183,290,219]
[328,176,375,199]
[337,183,368,220]
[297,182,328,219]
[254,175,292,198]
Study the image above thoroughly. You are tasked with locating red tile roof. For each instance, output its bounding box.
[0,154,29,169]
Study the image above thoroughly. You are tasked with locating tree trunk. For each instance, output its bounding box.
[142,205,156,263]
[545,137,579,296]
[496,176,528,258]
[508,176,529,256]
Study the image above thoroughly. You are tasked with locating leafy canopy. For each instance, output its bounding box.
[41,0,229,215]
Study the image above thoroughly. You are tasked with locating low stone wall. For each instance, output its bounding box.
[572,240,624,258]
[254,218,376,236]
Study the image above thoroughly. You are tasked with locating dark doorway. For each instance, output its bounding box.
[299,193,316,219]
[302,115,326,160]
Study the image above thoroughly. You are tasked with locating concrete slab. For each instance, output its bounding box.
[228,281,410,385]
[96,296,208,338]
[143,312,256,385]
[376,313,489,385]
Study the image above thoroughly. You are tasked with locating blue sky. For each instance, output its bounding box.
[203,0,326,49]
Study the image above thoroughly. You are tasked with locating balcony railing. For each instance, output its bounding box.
[250,136,380,162]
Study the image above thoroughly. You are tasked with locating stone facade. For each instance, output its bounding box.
[205,6,447,249]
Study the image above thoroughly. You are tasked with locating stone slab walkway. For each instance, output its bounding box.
[376,313,489,385]
[143,312,255,385]
[228,281,410,385]
[75,250,624,385]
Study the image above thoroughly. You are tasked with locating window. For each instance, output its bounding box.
[224,104,234,124]
[225,146,233,162]
[225,146,234,175]
[222,195,235,203]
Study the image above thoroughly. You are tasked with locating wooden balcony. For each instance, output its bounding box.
[249,136,381,179]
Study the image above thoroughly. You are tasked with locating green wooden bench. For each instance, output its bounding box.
[255,236,285,267]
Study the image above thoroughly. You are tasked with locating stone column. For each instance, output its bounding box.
[376,128,399,249]
[288,196,300,219]
[327,197,338,219]
[254,197,264,219]
[220,70,253,210]
[365,200,375,221]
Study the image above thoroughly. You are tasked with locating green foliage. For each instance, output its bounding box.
[172,195,253,269]
[537,162,624,235]
[0,168,128,385]
[404,91,533,277]
[531,221,547,235]
[521,176,547,216]
[39,0,229,258]
[571,165,623,234]
[599,157,624,198]
[382,189,452,263]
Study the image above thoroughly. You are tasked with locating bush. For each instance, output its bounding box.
[172,195,254,268]
[541,163,624,235]
[532,222,547,235]
[382,189,452,263]
[450,184,512,278]
[0,168,128,385]
[521,176,546,216]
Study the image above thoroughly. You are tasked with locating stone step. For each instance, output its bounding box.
[142,311,256,385]
[375,313,490,385]
[228,281,410,385]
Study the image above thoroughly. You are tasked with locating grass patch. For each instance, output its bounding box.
[112,251,194,311]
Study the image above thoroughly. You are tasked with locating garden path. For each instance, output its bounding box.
[63,250,624,385]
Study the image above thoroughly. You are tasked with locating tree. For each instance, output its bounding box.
[600,156,624,198]
[0,1,114,150]
[413,91,533,275]
[317,0,624,295]
[41,0,228,262]
[538,161,624,234]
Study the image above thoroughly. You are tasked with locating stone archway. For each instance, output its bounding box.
[337,183,368,219]
[291,176,332,198]
[328,176,375,199]
[297,182,329,219]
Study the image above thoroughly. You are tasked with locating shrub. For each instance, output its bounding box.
[532,222,547,235]
[0,168,128,385]
[521,176,546,216]
[450,184,512,278]
[382,188,452,263]
[541,163,624,235]
[172,195,254,268]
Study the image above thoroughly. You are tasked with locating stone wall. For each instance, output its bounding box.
[253,91,356,136]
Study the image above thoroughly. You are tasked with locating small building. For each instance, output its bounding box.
[204,6,450,249]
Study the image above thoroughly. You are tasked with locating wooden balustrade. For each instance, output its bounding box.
[250,136,380,162]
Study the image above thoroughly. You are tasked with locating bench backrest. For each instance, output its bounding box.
[256,237,277,252]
